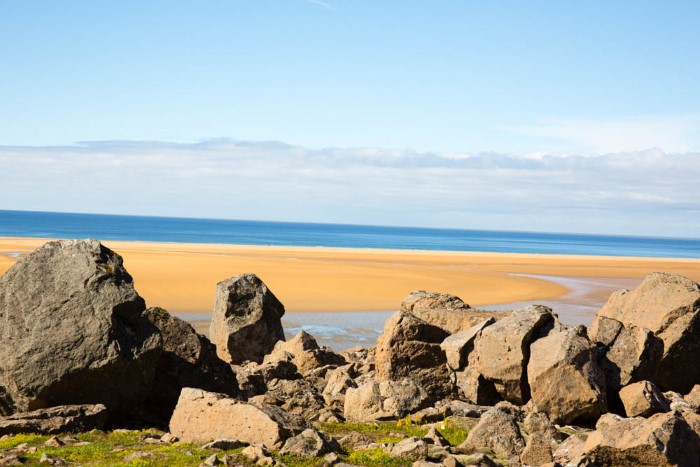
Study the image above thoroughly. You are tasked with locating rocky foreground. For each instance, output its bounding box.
[1,240,700,466]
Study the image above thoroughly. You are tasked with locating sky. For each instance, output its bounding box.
[1,1,699,237]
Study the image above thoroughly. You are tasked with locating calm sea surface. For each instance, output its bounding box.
[1,209,698,258]
[2,209,698,350]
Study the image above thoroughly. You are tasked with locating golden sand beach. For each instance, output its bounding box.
[1,237,700,314]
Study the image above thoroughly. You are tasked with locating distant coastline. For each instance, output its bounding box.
[1,209,699,258]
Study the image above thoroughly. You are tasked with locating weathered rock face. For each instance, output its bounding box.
[401,291,506,334]
[441,318,495,371]
[584,412,700,466]
[375,312,453,400]
[322,365,357,409]
[279,428,339,457]
[209,274,286,365]
[0,239,162,419]
[169,388,306,448]
[0,404,108,435]
[472,305,557,404]
[343,379,430,422]
[269,331,346,375]
[458,407,525,461]
[619,380,669,418]
[142,307,239,425]
[527,326,607,424]
[591,272,700,393]
[598,322,663,394]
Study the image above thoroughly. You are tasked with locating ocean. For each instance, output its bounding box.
[1,209,698,350]
[1,209,699,258]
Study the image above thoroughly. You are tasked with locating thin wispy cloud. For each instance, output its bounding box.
[507,114,700,154]
[306,0,334,10]
[1,140,698,237]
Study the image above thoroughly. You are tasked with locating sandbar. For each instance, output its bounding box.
[1,237,699,314]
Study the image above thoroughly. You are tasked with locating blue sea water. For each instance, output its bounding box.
[0,209,699,258]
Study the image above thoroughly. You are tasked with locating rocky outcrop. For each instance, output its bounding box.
[401,291,507,334]
[322,365,357,409]
[143,307,239,424]
[591,272,700,393]
[0,404,108,435]
[0,239,162,420]
[471,305,558,404]
[527,326,607,424]
[209,273,286,365]
[375,311,453,400]
[619,380,669,418]
[583,411,700,466]
[440,318,495,371]
[279,428,339,457]
[344,379,430,422]
[458,406,525,461]
[597,322,663,394]
[169,388,306,448]
[268,331,345,375]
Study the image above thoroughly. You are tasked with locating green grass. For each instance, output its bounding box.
[345,448,412,466]
[0,430,245,466]
[0,419,471,466]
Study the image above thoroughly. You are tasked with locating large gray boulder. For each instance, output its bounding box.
[375,311,452,400]
[0,240,162,420]
[591,272,700,393]
[471,305,558,404]
[209,273,286,364]
[169,388,306,448]
[401,291,507,334]
[344,379,430,422]
[142,307,239,425]
[527,326,607,424]
[584,412,700,466]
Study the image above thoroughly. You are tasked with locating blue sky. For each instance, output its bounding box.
[1,1,699,236]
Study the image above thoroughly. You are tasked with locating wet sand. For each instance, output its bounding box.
[1,237,700,315]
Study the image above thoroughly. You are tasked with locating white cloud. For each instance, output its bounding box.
[507,114,700,154]
[0,140,698,237]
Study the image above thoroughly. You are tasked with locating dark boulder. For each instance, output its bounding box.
[209,274,285,364]
[0,240,162,421]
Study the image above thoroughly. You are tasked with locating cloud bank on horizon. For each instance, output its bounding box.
[1,140,697,238]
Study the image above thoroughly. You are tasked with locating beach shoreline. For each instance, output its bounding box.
[2,236,700,317]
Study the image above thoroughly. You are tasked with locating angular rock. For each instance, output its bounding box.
[591,272,700,393]
[684,384,700,411]
[619,380,670,418]
[269,331,346,375]
[390,437,430,460]
[201,439,247,450]
[458,406,525,460]
[424,426,450,448]
[280,428,339,457]
[440,318,495,371]
[599,322,663,393]
[169,388,305,448]
[552,435,586,466]
[527,326,607,424]
[375,311,452,401]
[472,305,558,404]
[259,378,326,421]
[520,435,554,466]
[344,379,430,422]
[143,307,239,424]
[584,412,700,466]
[322,365,357,408]
[209,273,285,365]
[401,290,507,334]
[0,240,162,419]
[455,367,501,406]
[523,412,565,443]
[0,404,107,435]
